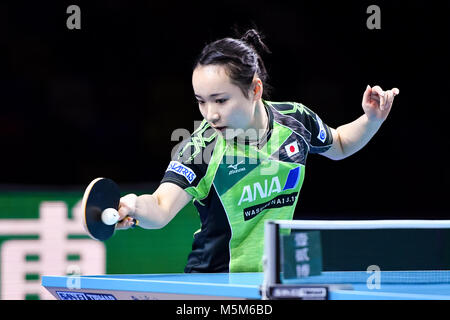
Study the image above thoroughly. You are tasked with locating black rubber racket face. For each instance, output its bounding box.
[82,178,120,241]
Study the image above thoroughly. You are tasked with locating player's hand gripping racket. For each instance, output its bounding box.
[82,177,138,241]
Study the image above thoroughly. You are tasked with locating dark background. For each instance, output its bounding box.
[1,1,449,219]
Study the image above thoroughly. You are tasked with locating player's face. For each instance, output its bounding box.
[192,64,257,140]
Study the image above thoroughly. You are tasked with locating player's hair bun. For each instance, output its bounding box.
[240,29,271,55]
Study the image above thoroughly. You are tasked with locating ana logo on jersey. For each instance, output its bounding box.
[238,166,301,206]
[238,166,301,221]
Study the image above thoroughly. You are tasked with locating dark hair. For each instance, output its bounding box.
[194,29,272,99]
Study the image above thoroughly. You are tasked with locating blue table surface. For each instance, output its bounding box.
[42,271,450,300]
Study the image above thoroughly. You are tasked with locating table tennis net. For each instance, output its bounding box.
[281,270,450,284]
[272,220,450,285]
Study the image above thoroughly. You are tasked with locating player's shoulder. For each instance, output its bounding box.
[265,100,315,119]
[175,120,219,164]
[265,100,320,131]
[266,100,333,151]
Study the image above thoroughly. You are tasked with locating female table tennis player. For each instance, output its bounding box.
[117,29,399,273]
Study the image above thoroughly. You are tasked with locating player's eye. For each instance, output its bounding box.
[216,98,228,104]
[197,100,205,105]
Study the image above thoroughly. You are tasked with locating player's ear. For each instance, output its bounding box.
[251,78,263,101]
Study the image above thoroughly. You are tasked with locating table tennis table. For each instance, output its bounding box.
[42,219,450,300]
[42,270,450,300]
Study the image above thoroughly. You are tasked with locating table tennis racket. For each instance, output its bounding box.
[82,177,138,241]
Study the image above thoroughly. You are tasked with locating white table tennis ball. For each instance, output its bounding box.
[101,208,120,225]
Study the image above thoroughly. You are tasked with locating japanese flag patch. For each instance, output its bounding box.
[285,141,300,157]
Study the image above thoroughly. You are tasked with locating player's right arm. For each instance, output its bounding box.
[117,120,214,230]
[116,182,192,230]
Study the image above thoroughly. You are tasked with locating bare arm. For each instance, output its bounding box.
[322,114,383,160]
[117,182,192,229]
[322,85,399,161]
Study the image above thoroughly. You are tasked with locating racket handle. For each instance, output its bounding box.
[130,218,139,228]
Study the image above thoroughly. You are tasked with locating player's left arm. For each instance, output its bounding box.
[321,85,399,161]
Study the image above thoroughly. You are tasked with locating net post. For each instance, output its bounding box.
[262,220,280,299]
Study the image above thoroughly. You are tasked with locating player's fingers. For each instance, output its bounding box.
[118,205,130,220]
[381,90,393,110]
[120,194,137,212]
[385,90,395,110]
[116,221,128,230]
[116,217,134,230]
[370,95,380,103]
[393,88,400,96]
[115,218,126,230]
[125,217,136,228]
[362,85,372,105]
[121,193,137,209]
[118,193,137,219]
[371,85,386,109]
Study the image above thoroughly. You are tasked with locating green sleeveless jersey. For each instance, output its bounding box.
[160,101,333,272]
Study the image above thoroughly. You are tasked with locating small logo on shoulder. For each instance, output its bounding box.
[166,161,196,184]
[316,115,327,143]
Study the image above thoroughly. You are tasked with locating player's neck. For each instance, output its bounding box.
[235,100,269,145]
[254,100,268,132]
